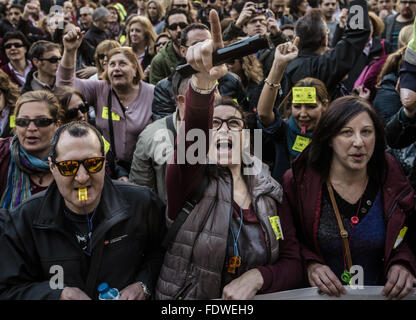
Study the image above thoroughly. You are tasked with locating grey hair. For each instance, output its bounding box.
[92,7,110,21]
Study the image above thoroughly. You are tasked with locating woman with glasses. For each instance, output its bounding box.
[0,31,32,88]
[0,90,63,209]
[154,32,170,54]
[156,11,303,300]
[57,27,154,175]
[106,4,124,40]
[145,0,166,34]
[88,40,121,80]
[0,70,20,139]
[123,15,157,81]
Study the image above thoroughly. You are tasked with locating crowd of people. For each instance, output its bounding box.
[0,0,415,301]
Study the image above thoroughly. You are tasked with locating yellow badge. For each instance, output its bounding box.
[9,115,15,128]
[102,136,110,153]
[269,216,284,240]
[292,135,311,153]
[102,107,120,121]
[393,226,408,249]
[78,187,88,202]
[292,87,317,104]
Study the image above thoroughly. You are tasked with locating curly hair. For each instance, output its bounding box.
[0,69,19,110]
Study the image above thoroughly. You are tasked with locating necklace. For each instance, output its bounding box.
[228,183,249,275]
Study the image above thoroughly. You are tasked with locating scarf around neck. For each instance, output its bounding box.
[1,136,50,209]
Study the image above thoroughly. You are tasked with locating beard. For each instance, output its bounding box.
[173,33,181,48]
[402,7,413,19]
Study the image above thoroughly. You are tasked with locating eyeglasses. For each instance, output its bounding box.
[98,54,107,60]
[173,4,188,8]
[167,22,188,30]
[401,1,416,4]
[53,157,105,176]
[4,42,24,49]
[155,41,168,48]
[212,117,245,131]
[65,102,89,119]
[202,0,216,3]
[15,118,56,127]
[39,56,62,63]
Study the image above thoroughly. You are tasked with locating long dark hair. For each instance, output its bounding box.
[307,96,386,184]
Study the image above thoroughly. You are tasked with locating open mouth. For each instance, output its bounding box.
[25,136,40,143]
[216,138,233,151]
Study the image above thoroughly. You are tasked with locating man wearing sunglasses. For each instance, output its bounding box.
[21,40,62,93]
[0,121,166,300]
[149,9,190,84]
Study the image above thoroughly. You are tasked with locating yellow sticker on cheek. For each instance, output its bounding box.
[292,87,317,104]
[269,216,284,240]
[9,115,15,128]
[78,187,88,202]
[292,135,311,153]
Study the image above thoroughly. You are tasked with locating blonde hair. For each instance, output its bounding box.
[94,40,121,74]
[14,90,64,121]
[124,15,157,55]
[145,0,165,22]
[398,24,414,48]
[102,47,144,85]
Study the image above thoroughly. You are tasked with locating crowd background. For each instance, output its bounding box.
[0,0,416,300]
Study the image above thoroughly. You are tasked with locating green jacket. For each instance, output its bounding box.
[149,40,181,85]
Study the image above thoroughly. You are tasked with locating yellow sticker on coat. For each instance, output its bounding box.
[269,216,284,240]
[102,107,120,120]
[292,135,311,153]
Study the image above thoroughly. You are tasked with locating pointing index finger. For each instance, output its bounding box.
[209,9,223,51]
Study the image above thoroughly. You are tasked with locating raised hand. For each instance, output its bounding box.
[235,2,257,29]
[266,10,280,36]
[63,26,84,52]
[274,37,299,65]
[186,9,227,89]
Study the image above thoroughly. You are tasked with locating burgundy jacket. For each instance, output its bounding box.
[281,150,416,283]
[0,137,11,197]
[0,63,23,88]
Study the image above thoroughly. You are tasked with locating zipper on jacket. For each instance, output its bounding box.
[254,186,276,264]
[387,186,412,221]
[175,282,193,300]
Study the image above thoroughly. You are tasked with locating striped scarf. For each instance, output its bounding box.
[0,136,50,209]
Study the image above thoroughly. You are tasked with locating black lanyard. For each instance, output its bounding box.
[106,89,126,160]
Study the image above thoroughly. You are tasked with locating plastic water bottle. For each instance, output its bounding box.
[98,282,120,300]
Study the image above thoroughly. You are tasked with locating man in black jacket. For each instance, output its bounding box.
[0,122,166,300]
[83,7,112,50]
[281,0,371,103]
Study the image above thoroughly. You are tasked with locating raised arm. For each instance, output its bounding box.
[257,38,299,127]
[165,10,227,221]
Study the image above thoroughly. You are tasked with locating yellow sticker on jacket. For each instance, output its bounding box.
[292,87,316,104]
[102,107,120,121]
[102,136,110,153]
[78,187,88,202]
[269,216,284,240]
[9,115,15,128]
[292,135,311,153]
[393,226,408,249]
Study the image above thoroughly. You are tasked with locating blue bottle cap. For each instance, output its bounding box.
[98,282,109,293]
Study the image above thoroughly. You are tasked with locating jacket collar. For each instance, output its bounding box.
[33,175,130,229]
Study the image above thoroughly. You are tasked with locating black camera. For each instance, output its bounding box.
[176,35,270,78]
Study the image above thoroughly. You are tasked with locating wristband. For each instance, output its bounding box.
[190,78,217,95]
[265,79,281,89]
